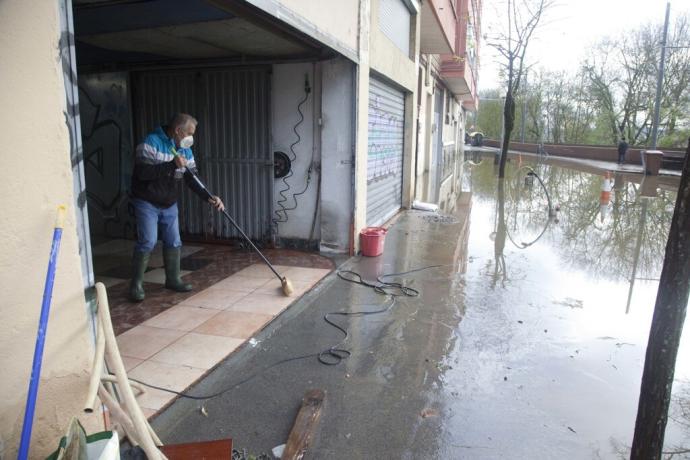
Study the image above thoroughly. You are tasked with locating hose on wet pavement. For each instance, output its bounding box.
[128,265,443,402]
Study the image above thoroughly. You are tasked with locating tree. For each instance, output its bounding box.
[478,13,690,149]
[487,0,554,178]
[631,139,690,459]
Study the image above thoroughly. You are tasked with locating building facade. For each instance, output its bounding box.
[0,0,480,456]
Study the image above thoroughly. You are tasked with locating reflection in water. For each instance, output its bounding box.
[458,155,686,458]
[471,158,677,285]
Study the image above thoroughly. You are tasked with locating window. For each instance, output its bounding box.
[379,0,412,56]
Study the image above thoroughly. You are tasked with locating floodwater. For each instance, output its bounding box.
[443,156,689,458]
[156,155,689,459]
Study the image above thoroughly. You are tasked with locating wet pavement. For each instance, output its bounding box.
[152,156,690,459]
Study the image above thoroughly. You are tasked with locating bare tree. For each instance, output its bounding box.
[487,0,553,178]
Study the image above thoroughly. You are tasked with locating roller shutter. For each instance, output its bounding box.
[367,77,405,226]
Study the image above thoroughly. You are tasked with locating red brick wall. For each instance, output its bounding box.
[483,140,686,164]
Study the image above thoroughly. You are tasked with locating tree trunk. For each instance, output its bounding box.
[499,92,516,178]
[631,138,690,459]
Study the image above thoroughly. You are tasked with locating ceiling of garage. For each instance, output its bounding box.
[74,0,322,66]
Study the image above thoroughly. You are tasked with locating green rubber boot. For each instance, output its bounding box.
[129,251,150,302]
[163,247,192,292]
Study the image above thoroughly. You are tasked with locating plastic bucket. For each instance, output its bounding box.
[360,227,387,257]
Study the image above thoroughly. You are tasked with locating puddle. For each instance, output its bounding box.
[434,158,689,458]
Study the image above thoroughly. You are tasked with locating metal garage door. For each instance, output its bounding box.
[367,77,405,226]
[132,67,272,241]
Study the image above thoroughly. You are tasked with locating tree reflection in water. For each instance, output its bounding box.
[470,157,678,285]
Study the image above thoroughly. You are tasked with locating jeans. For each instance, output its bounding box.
[131,198,181,253]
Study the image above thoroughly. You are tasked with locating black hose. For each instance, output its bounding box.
[128,264,443,401]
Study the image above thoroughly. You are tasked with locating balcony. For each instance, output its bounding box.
[440,0,479,110]
[420,0,456,54]
[440,54,478,110]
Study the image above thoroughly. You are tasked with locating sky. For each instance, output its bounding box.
[478,0,690,91]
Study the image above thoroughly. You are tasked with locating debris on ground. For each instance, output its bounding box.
[421,408,439,418]
[271,444,285,458]
[232,448,272,460]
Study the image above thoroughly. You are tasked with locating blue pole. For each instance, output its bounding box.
[17,206,66,460]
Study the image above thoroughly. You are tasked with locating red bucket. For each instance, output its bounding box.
[359,227,387,257]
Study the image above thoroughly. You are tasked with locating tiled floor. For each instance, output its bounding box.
[113,263,331,416]
[92,239,332,335]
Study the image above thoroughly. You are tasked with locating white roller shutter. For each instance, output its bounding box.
[379,0,411,56]
[367,77,405,226]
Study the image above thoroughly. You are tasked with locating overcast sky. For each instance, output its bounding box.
[478,0,690,91]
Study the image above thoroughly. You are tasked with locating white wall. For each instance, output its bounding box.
[320,58,355,253]
[0,0,100,457]
[276,0,359,55]
[271,63,318,242]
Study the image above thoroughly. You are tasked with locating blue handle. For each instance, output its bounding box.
[17,210,64,460]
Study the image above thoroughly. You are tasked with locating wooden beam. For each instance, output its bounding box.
[282,389,326,460]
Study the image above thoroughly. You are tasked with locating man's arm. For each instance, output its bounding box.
[134,161,177,181]
[133,142,177,180]
[183,167,225,211]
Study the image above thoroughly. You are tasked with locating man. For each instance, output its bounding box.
[618,137,629,165]
[129,113,224,302]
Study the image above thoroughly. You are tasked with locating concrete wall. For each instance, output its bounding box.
[277,0,359,54]
[353,0,371,247]
[0,0,100,457]
[320,58,355,253]
[271,63,318,243]
[369,0,417,91]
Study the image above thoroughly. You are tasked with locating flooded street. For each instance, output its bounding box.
[443,156,689,458]
[156,155,689,459]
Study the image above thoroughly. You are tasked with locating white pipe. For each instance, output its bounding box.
[100,374,147,395]
[98,383,140,446]
[84,319,106,412]
[95,282,165,460]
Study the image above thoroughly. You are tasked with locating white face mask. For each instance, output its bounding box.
[180,135,194,149]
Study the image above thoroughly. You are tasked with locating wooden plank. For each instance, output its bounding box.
[282,389,326,460]
[160,439,233,460]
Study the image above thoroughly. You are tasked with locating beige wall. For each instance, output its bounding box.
[0,0,100,457]
[353,0,371,247]
[369,0,417,91]
[278,0,359,54]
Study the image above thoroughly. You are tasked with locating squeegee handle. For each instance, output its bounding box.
[220,209,282,279]
[184,167,282,280]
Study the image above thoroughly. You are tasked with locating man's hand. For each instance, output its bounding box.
[174,155,187,169]
[208,196,225,211]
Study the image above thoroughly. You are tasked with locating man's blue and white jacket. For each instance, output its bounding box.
[131,126,207,208]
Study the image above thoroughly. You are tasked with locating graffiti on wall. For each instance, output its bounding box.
[367,94,404,183]
[78,73,136,239]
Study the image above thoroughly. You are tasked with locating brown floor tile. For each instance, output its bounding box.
[233,264,288,279]
[284,266,332,281]
[149,333,244,369]
[121,356,144,372]
[142,305,220,331]
[127,360,206,410]
[210,275,271,292]
[117,326,186,360]
[227,293,293,316]
[194,311,274,339]
[253,278,314,296]
[179,288,249,310]
[99,243,334,335]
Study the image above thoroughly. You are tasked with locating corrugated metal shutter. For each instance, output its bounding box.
[202,68,272,241]
[132,67,272,241]
[367,77,405,226]
[379,0,411,56]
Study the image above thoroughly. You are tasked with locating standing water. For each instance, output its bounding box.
[439,155,689,458]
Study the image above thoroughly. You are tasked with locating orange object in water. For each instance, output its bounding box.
[360,227,387,257]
